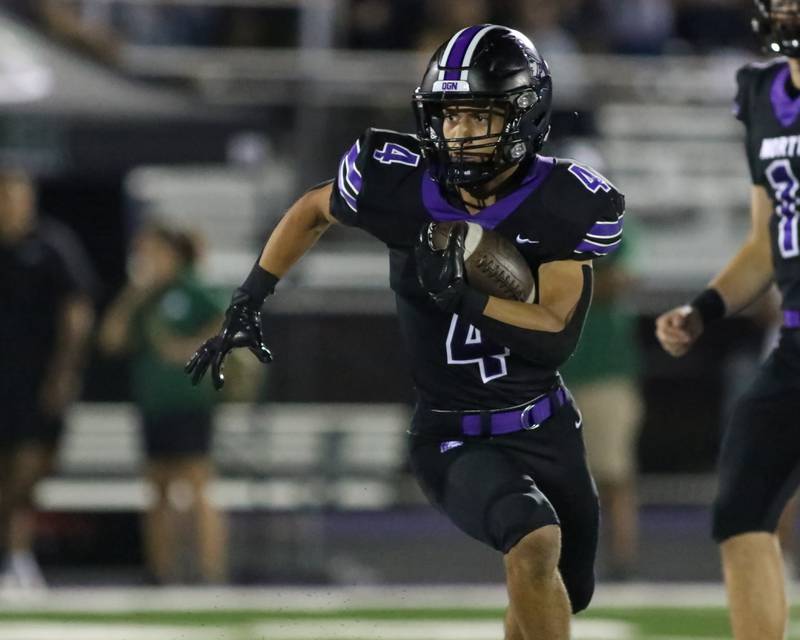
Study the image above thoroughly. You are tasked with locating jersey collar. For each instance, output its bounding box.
[422,156,556,230]
[771,63,800,127]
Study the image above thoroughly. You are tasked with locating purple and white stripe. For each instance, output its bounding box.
[575,213,624,256]
[337,140,362,213]
[438,24,499,84]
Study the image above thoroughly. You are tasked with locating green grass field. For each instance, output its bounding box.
[0,585,795,639]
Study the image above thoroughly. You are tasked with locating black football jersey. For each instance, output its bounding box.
[0,220,93,380]
[329,128,625,410]
[736,58,800,309]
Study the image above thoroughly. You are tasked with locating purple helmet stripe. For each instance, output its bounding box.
[443,25,484,81]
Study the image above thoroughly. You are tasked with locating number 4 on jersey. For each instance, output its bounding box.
[446,315,509,383]
[568,163,612,194]
[372,142,420,167]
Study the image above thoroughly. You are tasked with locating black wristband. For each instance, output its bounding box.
[458,287,490,323]
[236,262,280,306]
[690,288,726,325]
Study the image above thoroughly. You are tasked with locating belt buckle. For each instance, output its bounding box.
[519,402,541,431]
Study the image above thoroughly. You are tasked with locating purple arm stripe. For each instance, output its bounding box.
[337,158,357,212]
[344,146,362,194]
[587,229,622,241]
[586,216,623,238]
[575,237,622,254]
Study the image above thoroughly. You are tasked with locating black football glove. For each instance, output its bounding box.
[185,289,272,390]
[415,222,468,314]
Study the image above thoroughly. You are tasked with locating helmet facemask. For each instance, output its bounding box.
[413,88,548,198]
[755,0,800,56]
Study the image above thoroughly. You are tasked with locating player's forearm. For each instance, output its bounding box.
[708,236,774,316]
[483,297,566,332]
[460,266,593,367]
[481,259,589,332]
[257,185,334,278]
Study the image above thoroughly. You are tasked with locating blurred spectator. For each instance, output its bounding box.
[4,0,122,65]
[5,1,226,57]
[561,215,643,581]
[516,0,588,110]
[673,0,753,53]
[600,0,675,55]
[71,1,225,48]
[346,0,425,49]
[0,169,95,590]
[415,0,491,54]
[99,222,227,584]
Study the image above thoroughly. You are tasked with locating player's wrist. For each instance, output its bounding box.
[458,286,489,321]
[690,288,726,326]
[234,262,280,307]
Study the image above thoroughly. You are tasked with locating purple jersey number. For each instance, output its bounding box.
[568,163,612,194]
[372,142,420,167]
[766,159,800,259]
[445,315,509,383]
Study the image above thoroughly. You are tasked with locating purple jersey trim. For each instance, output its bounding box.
[785,309,800,328]
[770,64,800,128]
[443,25,484,81]
[575,238,621,255]
[585,215,623,239]
[345,142,363,193]
[421,157,557,230]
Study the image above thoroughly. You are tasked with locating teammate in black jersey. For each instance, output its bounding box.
[657,3,800,638]
[187,25,624,639]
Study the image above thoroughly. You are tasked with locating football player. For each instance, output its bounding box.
[656,2,800,638]
[187,25,624,640]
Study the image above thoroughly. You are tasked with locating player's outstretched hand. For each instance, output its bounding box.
[655,305,704,357]
[415,222,468,313]
[185,293,272,390]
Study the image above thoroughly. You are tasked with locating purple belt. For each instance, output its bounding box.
[447,387,569,437]
[784,310,800,328]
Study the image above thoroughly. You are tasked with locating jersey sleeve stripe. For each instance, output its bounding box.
[337,157,358,212]
[345,140,362,188]
[586,229,623,241]
[585,216,623,237]
[344,147,362,194]
[575,237,622,254]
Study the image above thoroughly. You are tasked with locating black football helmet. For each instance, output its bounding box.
[753,0,800,57]
[412,25,552,195]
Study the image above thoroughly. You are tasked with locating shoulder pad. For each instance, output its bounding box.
[734,58,785,125]
[541,159,625,261]
[330,128,421,226]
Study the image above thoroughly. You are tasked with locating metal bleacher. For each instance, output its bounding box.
[40,402,412,512]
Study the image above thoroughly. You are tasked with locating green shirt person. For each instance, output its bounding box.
[99,222,227,584]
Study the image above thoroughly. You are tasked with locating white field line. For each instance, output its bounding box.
[0,619,635,640]
[0,583,739,613]
[0,624,237,640]
[250,619,634,640]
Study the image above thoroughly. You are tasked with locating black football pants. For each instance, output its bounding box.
[409,401,599,613]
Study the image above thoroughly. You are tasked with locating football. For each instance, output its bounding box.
[430,221,536,303]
